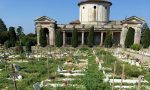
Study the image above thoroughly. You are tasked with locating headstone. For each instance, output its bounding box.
[13,64,20,72]
[131,60,135,65]
[104,75,109,82]
[57,65,62,72]
[33,82,40,90]
[129,59,132,64]
[18,75,22,80]
[103,70,106,75]
[136,62,140,66]
[9,72,22,80]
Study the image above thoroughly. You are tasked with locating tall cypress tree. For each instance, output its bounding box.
[0,18,8,44]
[16,26,25,43]
[39,29,47,47]
[9,27,17,47]
[0,31,9,44]
[88,26,94,47]
[25,41,32,53]
[55,30,63,47]
[104,32,112,48]
[71,28,78,47]
[0,18,7,32]
[125,27,135,48]
[141,29,150,48]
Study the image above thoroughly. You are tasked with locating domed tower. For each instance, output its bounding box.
[78,0,112,25]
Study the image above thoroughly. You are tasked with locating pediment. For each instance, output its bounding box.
[35,16,56,23]
[122,16,145,24]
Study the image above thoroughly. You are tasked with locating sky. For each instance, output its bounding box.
[0,0,150,34]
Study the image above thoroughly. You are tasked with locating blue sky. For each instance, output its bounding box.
[0,0,150,34]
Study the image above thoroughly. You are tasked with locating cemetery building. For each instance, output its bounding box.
[35,0,147,47]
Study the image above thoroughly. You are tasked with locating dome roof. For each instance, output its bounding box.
[78,0,112,6]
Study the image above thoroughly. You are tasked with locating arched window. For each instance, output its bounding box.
[83,6,85,9]
[94,6,96,9]
[93,6,96,21]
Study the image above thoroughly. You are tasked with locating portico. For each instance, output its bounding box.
[34,0,146,47]
[58,24,122,46]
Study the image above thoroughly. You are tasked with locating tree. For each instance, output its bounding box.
[9,27,17,47]
[4,40,11,49]
[0,19,8,44]
[25,41,32,53]
[0,31,9,44]
[71,28,78,47]
[88,26,94,47]
[16,26,25,44]
[55,30,63,47]
[141,29,150,48]
[125,27,135,48]
[0,18,7,32]
[21,33,36,46]
[104,32,112,48]
[39,29,47,47]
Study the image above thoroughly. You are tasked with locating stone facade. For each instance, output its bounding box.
[35,0,146,47]
[79,1,111,25]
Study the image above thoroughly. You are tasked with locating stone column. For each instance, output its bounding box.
[112,32,114,39]
[81,32,84,45]
[120,24,128,47]
[49,24,55,46]
[36,26,41,46]
[134,24,142,44]
[63,31,66,46]
[49,30,51,45]
[100,32,103,46]
[112,32,114,44]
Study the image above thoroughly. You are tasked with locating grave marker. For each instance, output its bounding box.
[33,82,40,90]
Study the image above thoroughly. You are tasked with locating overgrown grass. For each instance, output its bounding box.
[82,48,111,90]
[96,49,145,78]
[0,58,66,90]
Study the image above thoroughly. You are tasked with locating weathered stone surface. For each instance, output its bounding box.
[36,26,41,45]
[113,25,122,29]
[84,25,93,28]
[104,25,112,29]
[75,25,83,29]
[65,25,74,29]
[134,26,142,44]
[94,25,103,29]
[79,2,111,25]
[120,25,128,47]
[57,25,65,29]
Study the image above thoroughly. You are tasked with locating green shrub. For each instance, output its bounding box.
[0,63,5,69]
[141,29,150,48]
[131,44,141,51]
[79,47,89,51]
[4,40,11,49]
[125,27,135,48]
[71,28,78,47]
[25,41,32,53]
[88,26,94,47]
[39,29,47,47]
[55,30,63,47]
[9,27,17,47]
[104,32,112,48]
[125,65,142,77]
